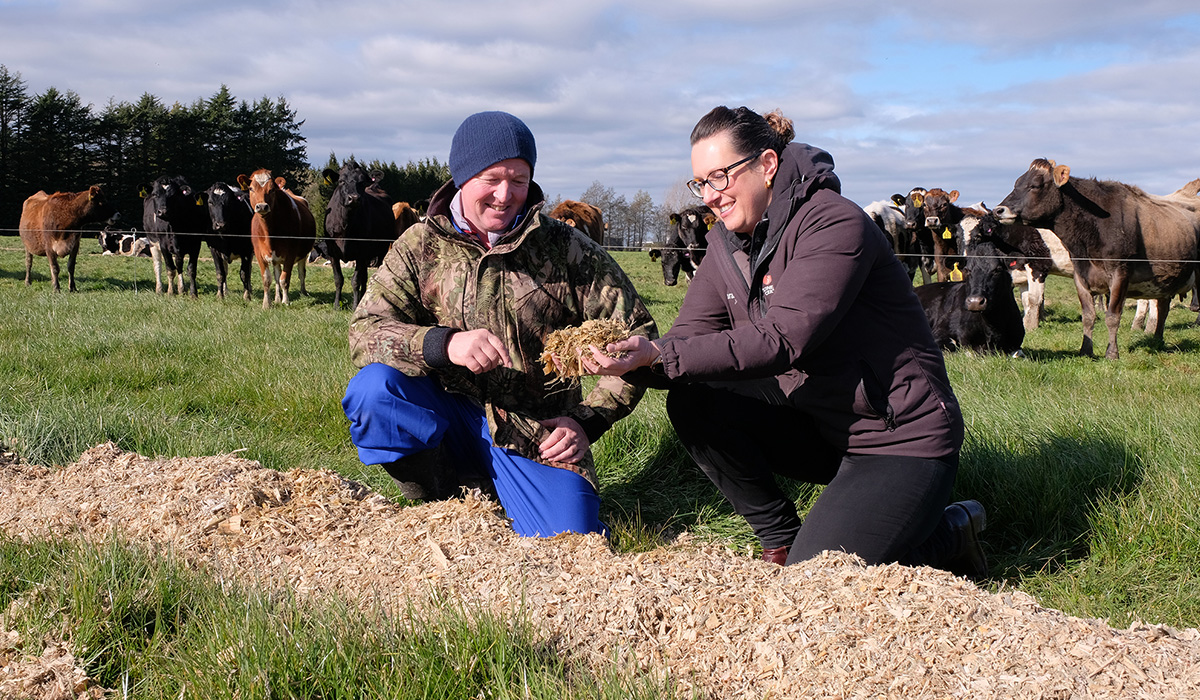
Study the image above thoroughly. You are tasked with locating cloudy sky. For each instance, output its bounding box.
[3,1,1200,210]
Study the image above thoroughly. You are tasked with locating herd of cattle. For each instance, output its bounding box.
[15,158,1200,360]
[648,159,1200,360]
[14,161,606,311]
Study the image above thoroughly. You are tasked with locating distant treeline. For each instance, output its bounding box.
[0,64,449,237]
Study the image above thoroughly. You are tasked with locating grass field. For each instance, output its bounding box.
[4,236,1200,694]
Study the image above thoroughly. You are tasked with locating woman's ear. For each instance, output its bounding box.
[760,149,780,183]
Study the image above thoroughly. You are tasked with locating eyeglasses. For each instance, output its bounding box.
[687,150,764,198]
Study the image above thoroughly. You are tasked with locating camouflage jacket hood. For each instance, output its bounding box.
[349,178,658,485]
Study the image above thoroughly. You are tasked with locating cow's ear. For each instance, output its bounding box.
[138,184,150,198]
[195,193,206,206]
[89,185,101,200]
[1052,165,1071,187]
[236,174,250,189]
[948,190,959,203]
[370,170,384,182]
[322,169,338,186]
[669,213,681,224]
[704,214,717,230]
[275,176,287,189]
[891,194,905,206]
[911,192,924,207]
[648,249,661,261]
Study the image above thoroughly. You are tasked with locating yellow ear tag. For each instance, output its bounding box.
[942,227,953,240]
[195,195,204,206]
[949,263,963,282]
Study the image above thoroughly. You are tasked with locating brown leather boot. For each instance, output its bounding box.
[761,546,790,565]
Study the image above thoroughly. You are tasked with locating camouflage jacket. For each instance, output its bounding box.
[349,179,658,487]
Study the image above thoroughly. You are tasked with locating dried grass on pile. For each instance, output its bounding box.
[3,443,1200,699]
[540,318,630,378]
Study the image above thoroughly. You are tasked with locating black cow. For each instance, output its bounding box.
[204,182,256,301]
[141,175,208,297]
[994,159,1200,359]
[913,231,1026,355]
[649,206,712,286]
[321,160,396,308]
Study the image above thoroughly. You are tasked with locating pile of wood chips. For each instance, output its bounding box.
[3,443,1200,699]
[540,318,630,378]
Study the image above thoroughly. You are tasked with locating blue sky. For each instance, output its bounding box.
[3,1,1200,213]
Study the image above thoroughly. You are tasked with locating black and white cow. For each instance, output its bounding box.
[98,227,151,257]
[141,175,208,297]
[863,198,918,282]
[913,229,1026,355]
[204,182,256,301]
[649,206,712,286]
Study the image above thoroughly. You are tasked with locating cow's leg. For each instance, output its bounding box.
[149,244,164,294]
[185,251,198,298]
[330,250,345,308]
[1103,277,1129,360]
[211,251,228,300]
[1152,297,1171,341]
[296,256,308,296]
[1074,273,1097,357]
[66,246,78,292]
[47,250,61,292]
[24,251,34,286]
[352,260,370,309]
[258,257,272,309]
[1131,299,1148,332]
[278,258,292,305]
[239,256,253,301]
[1024,276,1046,332]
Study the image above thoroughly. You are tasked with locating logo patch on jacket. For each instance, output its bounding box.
[762,274,775,297]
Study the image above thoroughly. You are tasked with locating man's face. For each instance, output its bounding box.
[459,158,531,233]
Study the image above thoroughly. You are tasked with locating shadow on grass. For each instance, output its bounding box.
[958,431,1144,584]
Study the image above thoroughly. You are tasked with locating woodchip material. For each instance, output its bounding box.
[3,443,1199,699]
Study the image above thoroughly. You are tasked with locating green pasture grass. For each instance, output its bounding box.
[0,534,672,699]
[4,238,1200,645]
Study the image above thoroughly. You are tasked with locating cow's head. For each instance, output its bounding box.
[651,242,693,286]
[239,170,284,215]
[893,188,929,231]
[205,182,251,231]
[993,159,1071,227]
[962,230,1025,313]
[142,175,202,222]
[920,188,961,231]
[325,160,378,210]
[670,206,713,268]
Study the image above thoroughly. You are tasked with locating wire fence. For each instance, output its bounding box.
[4,226,1200,266]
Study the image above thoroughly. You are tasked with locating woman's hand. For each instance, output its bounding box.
[537,416,590,464]
[582,335,661,376]
[447,329,512,374]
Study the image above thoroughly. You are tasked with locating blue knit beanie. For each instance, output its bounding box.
[449,111,537,187]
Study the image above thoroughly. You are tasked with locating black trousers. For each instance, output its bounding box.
[666,381,959,568]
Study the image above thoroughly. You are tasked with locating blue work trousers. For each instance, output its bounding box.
[342,363,604,538]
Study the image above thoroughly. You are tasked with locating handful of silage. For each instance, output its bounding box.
[540,319,631,378]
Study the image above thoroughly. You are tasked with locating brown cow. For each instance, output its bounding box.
[392,201,420,238]
[549,200,605,245]
[994,159,1200,358]
[237,169,316,309]
[19,185,117,292]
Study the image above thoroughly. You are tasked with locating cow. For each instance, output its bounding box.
[892,188,936,284]
[141,175,208,297]
[392,201,420,238]
[98,226,151,258]
[237,169,316,309]
[19,185,118,291]
[204,182,256,301]
[964,211,1074,332]
[321,161,396,309]
[649,206,713,286]
[549,200,605,245]
[863,198,919,281]
[913,228,1026,355]
[994,159,1200,359]
[916,188,971,283]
